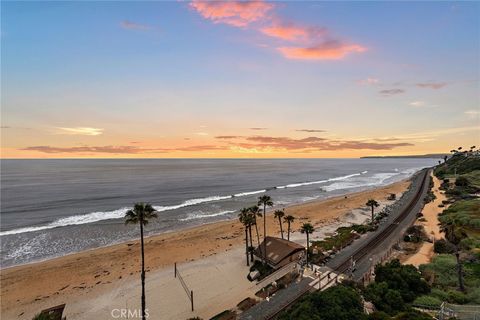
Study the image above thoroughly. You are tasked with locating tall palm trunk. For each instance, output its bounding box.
[140,219,146,320]
[306,232,310,265]
[244,227,249,266]
[278,216,284,239]
[287,222,291,241]
[248,225,254,262]
[371,206,374,223]
[455,249,465,292]
[263,204,267,263]
[253,217,261,247]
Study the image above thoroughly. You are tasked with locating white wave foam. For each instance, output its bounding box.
[0,207,130,236]
[283,172,363,189]
[234,189,266,197]
[0,192,259,236]
[154,195,232,212]
[324,172,398,192]
[180,210,235,221]
[0,170,396,237]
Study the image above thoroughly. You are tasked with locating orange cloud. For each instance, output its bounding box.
[21,144,230,154]
[217,135,412,151]
[278,40,366,60]
[22,145,156,154]
[189,0,274,27]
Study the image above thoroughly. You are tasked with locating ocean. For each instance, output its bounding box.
[0,158,438,267]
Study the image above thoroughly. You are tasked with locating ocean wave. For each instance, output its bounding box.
[234,189,266,197]
[281,172,365,189]
[0,192,258,236]
[154,195,232,212]
[0,171,373,237]
[180,210,235,221]
[0,207,131,236]
[324,172,399,192]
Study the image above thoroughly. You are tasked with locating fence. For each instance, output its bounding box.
[174,262,194,312]
[438,303,480,320]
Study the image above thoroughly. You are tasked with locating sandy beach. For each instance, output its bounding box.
[1,180,410,320]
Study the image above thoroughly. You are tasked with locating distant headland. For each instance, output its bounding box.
[361,154,448,159]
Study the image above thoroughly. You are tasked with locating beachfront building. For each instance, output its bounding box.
[254,236,305,269]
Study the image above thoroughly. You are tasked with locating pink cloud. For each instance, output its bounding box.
[189,1,366,61]
[189,0,275,27]
[260,22,326,41]
[278,40,366,60]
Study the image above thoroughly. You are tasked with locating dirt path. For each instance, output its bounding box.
[403,173,446,266]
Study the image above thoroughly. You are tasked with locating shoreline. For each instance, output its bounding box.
[1,179,411,319]
[1,180,408,271]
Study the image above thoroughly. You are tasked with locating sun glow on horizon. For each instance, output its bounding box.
[1,1,478,158]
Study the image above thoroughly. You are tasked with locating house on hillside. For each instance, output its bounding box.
[254,236,305,269]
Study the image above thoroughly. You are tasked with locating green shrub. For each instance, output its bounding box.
[368,311,391,320]
[278,285,367,320]
[394,310,433,320]
[429,288,449,301]
[455,176,470,187]
[466,287,480,304]
[364,282,405,315]
[374,260,430,302]
[413,295,442,308]
[447,290,469,304]
[434,239,455,254]
[420,254,458,288]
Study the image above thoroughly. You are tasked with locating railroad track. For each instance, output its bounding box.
[322,168,430,283]
[243,169,432,320]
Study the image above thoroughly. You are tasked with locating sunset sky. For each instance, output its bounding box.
[1,1,479,158]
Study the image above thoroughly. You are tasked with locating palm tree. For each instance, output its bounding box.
[248,205,262,247]
[366,199,380,224]
[238,209,251,266]
[274,209,285,239]
[258,195,273,262]
[125,203,158,320]
[300,223,315,266]
[284,215,295,241]
[246,213,255,262]
[441,221,467,292]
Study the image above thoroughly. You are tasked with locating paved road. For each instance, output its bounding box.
[239,169,431,319]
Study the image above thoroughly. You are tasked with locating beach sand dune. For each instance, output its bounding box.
[1,180,409,320]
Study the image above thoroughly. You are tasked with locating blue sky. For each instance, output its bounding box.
[1,1,479,158]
